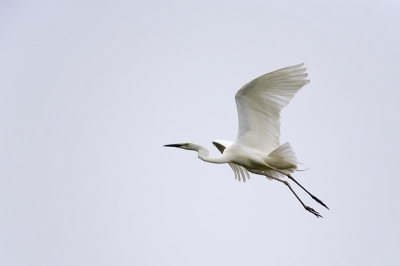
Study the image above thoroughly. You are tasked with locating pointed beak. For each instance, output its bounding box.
[163,144,182,148]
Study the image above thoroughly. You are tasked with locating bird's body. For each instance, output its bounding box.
[165,64,329,217]
[204,142,294,173]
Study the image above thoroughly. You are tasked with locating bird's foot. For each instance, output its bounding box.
[305,206,322,218]
[311,195,330,210]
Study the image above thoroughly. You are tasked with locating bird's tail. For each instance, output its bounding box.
[264,142,298,180]
[270,142,298,166]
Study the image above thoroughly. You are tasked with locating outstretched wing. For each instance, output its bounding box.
[235,64,309,153]
[212,140,250,182]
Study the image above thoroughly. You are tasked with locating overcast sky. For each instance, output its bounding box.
[1,1,400,265]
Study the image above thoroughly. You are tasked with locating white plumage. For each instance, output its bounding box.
[236,63,309,154]
[165,64,329,217]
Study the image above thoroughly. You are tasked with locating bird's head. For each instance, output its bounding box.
[163,143,196,150]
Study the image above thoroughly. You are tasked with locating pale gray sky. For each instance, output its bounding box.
[1,1,400,265]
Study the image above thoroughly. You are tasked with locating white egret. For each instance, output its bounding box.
[164,64,329,217]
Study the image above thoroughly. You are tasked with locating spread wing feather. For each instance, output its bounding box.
[235,64,310,153]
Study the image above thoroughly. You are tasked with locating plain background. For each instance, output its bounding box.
[1,1,400,265]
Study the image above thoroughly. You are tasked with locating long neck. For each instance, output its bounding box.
[193,144,227,164]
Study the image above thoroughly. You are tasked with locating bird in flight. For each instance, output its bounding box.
[164,64,329,217]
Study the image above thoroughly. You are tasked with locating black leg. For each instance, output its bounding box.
[265,174,322,218]
[287,174,329,209]
[263,163,330,210]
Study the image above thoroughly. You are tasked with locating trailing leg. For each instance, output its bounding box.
[287,174,329,209]
[265,174,322,218]
[264,163,329,210]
